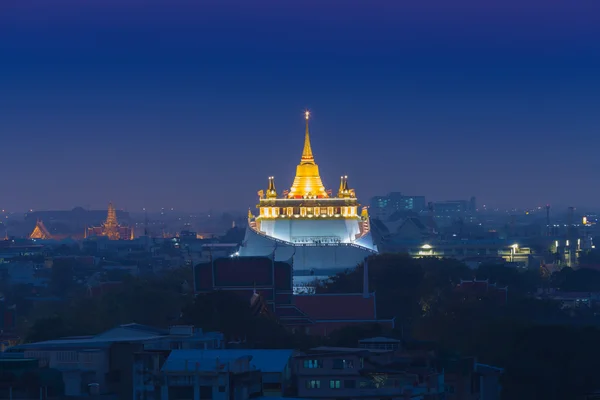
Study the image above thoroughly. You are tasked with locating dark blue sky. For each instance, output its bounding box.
[1,1,599,212]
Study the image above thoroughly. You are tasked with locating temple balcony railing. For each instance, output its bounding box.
[247,225,377,253]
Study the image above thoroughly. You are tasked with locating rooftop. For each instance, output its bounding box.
[10,323,217,351]
[165,349,295,373]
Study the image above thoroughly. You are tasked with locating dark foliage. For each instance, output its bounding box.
[501,325,600,399]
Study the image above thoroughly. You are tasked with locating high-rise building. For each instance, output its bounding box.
[369,192,426,220]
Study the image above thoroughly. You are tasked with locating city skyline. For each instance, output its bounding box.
[2,1,599,211]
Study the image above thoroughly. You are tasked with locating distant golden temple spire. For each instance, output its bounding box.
[301,110,314,165]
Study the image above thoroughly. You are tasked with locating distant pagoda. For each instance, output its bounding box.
[29,220,52,240]
[86,202,134,240]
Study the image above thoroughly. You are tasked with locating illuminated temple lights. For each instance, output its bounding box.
[253,111,367,223]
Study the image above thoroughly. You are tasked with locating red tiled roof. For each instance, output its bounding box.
[294,294,377,320]
[226,289,274,302]
[308,320,395,336]
[275,292,293,305]
[275,305,313,325]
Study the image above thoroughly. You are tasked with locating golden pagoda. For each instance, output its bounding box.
[251,111,370,242]
[86,202,134,240]
[240,111,377,288]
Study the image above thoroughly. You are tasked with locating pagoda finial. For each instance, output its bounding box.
[106,202,117,225]
[267,176,277,198]
[338,176,345,198]
[301,110,314,165]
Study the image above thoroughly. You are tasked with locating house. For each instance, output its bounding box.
[358,337,402,351]
[7,323,223,397]
[442,357,502,400]
[158,353,262,400]
[295,346,444,399]
[136,348,295,399]
[535,288,600,309]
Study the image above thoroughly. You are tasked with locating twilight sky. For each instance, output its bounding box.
[1,0,599,212]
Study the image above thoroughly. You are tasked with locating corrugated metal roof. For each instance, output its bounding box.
[165,349,294,373]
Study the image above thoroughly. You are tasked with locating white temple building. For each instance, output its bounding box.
[238,111,377,290]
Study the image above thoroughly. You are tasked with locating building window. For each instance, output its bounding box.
[287,207,293,216]
[344,380,356,389]
[303,359,323,369]
[327,207,334,216]
[305,380,321,389]
[329,380,341,389]
[332,359,354,369]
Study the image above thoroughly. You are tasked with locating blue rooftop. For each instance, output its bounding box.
[166,349,295,373]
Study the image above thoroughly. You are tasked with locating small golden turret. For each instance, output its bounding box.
[338,175,352,198]
[266,176,277,198]
[361,206,369,219]
[338,176,345,198]
[248,208,254,219]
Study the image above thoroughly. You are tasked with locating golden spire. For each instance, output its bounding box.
[288,111,328,199]
[301,110,314,164]
[103,202,120,240]
[267,176,277,198]
[106,202,118,226]
[337,175,353,198]
[338,176,345,198]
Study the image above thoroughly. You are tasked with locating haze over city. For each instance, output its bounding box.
[2,0,599,212]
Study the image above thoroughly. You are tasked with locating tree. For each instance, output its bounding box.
[49,258,77,296]
[327,324,385,348]
[181,291,296,348]
[501,325,600,399]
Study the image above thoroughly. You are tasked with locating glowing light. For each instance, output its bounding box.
[422,244,432,249]
[305,110,310,120]
[510,244,519,249]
